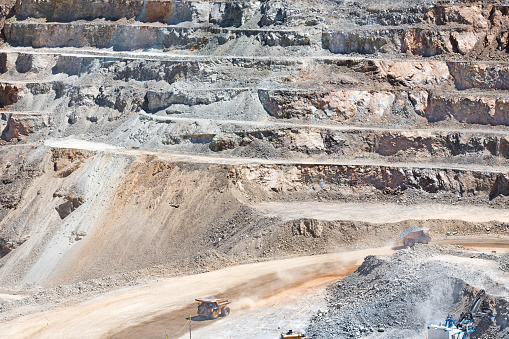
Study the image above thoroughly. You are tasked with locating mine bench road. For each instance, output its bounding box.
[140,113,509,135]
[0,247,394,338]
[39,138,509,173]
[7,110,509,140]
[5,46,509,64]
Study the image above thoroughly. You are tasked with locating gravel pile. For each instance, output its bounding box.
[501,253,509,272]
[307,246,507,338]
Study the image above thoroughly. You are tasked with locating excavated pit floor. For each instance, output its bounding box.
[0,247,394,338]
[3,242,507,339]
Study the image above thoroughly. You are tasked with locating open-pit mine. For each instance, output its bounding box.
[0,0,509,338]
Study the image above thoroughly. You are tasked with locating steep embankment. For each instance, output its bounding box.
[3,140,509,291]
[0,145,260,287]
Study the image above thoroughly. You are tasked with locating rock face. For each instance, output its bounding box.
[232,163,509,199]
[1,114,31,141]
[0,236,26,258]
[15,0,144,21]
[0,83,21,107]
[55,196,84,219]
[0,144,42,223]
[4,21,311,50]
[15,0,256,26]
[324,2,509,58]
[448,62,509,90]
[0,0,14,37]
[209,133,239,151]
[324,27,483,56]
[259,89,397,122]
[426,94,509,125]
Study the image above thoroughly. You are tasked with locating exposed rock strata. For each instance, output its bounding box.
[232,163,509,202]
[55,196,84,219]
[1,113,34,141]
[15,0,257,27]
[4,21,311,50]
[0,83,21,108]
[324,27,490,56]
[0,145,42,223]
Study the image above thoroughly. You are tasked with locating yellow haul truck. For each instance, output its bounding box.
[195,297,231,320]
[398,226,431,247]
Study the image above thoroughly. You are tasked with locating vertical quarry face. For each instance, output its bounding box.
[0,0,508,338]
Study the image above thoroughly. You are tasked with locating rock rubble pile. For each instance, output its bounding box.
[308,246,509,338]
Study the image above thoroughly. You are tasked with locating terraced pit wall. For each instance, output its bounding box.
[1,0,509,294]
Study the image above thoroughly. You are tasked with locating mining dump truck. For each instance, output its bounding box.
[195,297,231,319]
[281,329,306,338]
[398,226,431,247]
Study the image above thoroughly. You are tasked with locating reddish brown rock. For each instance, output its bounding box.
[0,114,33,142]
[0,83,21,108]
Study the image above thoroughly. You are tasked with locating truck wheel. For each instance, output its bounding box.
[221,307,230,317]
[422,239,428,244]
[209,310,219,319]
[407,240,414,247]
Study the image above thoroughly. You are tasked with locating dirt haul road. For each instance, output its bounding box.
[0,247,395,339]
[112,267,360,339]
[2,237,508,339]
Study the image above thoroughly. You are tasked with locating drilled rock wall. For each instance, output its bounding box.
[232,163,509,203]
[324,27,486,56]
[15,0,257,27]
[3,21,311,51]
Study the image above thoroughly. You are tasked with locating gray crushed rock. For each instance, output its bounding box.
[307,246,508,338]
[501,253,509,272]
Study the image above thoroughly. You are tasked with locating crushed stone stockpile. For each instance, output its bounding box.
[307,245,509,338]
